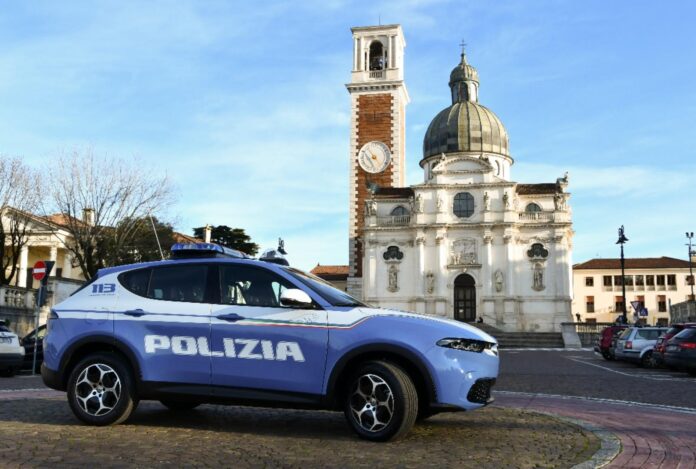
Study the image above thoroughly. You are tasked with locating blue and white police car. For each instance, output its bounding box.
[42,243,499,441]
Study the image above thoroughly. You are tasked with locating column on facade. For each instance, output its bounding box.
[353,37,359,70]
[17,245,29,288]
[389,35,395,68]
[356,37,363,70]
[416,236,425,294]
[62,251,73,279]
[505,235,515,296]
[49,246,58,276]
[367,242,378,299]
[483,235,493,296]
[436,234,446,296]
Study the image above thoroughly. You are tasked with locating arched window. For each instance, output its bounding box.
[525,203,542,213]
[453,192,475,218]
[369,41,385,70]
[390,205,408,217]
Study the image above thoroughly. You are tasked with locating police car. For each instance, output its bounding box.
[42,243,499,441]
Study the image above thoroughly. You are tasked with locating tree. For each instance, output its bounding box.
[193,225,259,256]
[0,156,40,286]
[45,149,174,279]
[115,216,176,265]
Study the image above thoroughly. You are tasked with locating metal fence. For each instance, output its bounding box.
[561,322,616,347]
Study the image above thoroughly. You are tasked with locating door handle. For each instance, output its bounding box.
[124,309,146,317]
[216,313,245,322]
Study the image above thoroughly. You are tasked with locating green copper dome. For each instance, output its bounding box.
[422,53,510,161]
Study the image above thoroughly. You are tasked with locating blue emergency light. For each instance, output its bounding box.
[170,243,251,259]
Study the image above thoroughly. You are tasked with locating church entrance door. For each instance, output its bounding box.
[453,274,476,322]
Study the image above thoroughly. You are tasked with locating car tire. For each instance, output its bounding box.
[601,350,613,361]
[1,367,16,377]
[160,400,201,411]
[67,352,138,426]
[641,351,655,368]
[343,360,418,442]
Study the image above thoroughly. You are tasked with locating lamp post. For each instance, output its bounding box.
[616,226,629,323]
[687,232,695,301]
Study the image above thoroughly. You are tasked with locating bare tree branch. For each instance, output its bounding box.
[0,155,40,286]
[44,149,174,279]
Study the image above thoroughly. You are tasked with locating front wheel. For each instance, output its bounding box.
[67,353,138,426]
[343,361,418,442]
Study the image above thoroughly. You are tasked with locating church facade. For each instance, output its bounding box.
[345,25,574,332]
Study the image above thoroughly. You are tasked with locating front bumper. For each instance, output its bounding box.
[425,344,499,410]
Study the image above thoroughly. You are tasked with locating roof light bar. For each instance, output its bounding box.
[170,243,251,259]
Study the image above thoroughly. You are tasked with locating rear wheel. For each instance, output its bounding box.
[160,400,201,411]
[641,351,656,368]
[67,352,138,426]
[343,361,418,442]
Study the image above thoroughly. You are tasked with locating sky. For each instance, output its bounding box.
[1,0,695,270]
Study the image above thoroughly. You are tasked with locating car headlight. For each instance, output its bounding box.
[436,338,494,353]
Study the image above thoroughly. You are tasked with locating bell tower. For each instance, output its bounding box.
[346,24,409,299]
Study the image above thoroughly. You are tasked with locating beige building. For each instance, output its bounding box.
[572,257,694,326]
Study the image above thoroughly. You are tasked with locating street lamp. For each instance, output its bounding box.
[616,226,629,323]
[687,232,695,301]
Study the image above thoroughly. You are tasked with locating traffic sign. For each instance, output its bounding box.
[32,261,47,281]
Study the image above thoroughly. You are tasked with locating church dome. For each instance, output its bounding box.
[422,53,510,161]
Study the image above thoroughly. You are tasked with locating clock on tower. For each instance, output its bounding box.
[346,24,409,299]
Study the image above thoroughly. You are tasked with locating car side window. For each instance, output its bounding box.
[219,264,294,308]
[148,265,208,303]
[119,268,152,297]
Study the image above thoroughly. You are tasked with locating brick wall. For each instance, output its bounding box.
[351,93,394,277]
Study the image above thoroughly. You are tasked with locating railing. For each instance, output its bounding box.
[0,286,35,309]
[518,212,554,222]
[562,322,616,346]
[377,215,411,226]
[369,70,385,79]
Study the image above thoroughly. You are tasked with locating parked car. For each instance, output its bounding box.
[41,243,499,442]
[21,324,47,372]
[595,325,628,360]
[663,328,696,375]
[654,323,696,367]
[0,322,25,377]
[614,327,669,367]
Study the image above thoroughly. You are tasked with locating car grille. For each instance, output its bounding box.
[467,378,496,404]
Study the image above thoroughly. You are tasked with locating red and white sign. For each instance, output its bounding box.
[32,261,47,281]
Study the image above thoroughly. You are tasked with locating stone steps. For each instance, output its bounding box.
[470,323,566,348]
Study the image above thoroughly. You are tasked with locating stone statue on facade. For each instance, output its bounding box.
[436,195,444,212]
[365,199,377,216]
[425,271,435,294]
[554,193,566,211]
[483,192,489,211]
[532,263,545,291]
[388,264,399,292]
[414,194,423,213]
[502,192,509,210]
[494,270,504,293]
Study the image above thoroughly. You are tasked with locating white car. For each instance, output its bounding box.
[0,322,25,377]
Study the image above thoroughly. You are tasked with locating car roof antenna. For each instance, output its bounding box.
[149,212,165,260]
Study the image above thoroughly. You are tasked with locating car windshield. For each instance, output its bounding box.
[283,267,367,307]
[618,328,633,339]
[673,328,696,340]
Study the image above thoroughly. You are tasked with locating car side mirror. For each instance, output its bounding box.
[280,289,314,309]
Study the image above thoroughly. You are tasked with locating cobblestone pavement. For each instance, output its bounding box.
[495,393,696,469]
[0,388,598,468]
